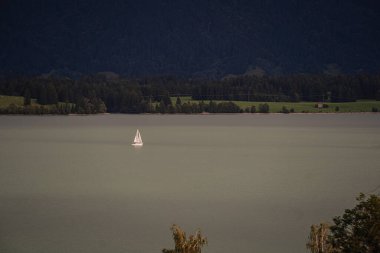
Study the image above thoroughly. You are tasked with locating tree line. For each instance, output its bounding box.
[192,74,380,102]
[0,73,379,114]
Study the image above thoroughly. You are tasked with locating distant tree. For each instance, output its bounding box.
[216,101,240,113]
[198,101,206,112]
[159,100,166,114]
[208,101,217,113]
[176,97,182,106]
[65,103,72,114]
[290,92,301,102]
[38,85,48,105]
[37,105,44,114]
[175,104,182,113]
[46,84,58,104]
[7,103,19,114]
[175,97,182,112]
[250,105,256,113]
[162,92,172,106]
[139,100,149,113]
[181,102,191,114]
[24,89,31,105]
[147,97,154,113]
[78,97,95,114]
[49,104,58,114]
[93,98,107,113]
[191,103,199,113]
[258,103,269,113]
[168,104,176,113]
[281,106,289,113]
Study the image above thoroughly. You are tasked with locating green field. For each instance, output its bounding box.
[0,95,23,107]
[172,96,380,113]
[0,95,40,108]
[0,95,74,112]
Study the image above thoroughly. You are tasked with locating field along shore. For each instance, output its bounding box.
[1,95,380,114]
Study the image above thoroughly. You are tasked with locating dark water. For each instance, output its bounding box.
[0,114,379,253]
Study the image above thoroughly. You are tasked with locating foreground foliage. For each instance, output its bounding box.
[307,223,333,253]
[162,224,207,253]
[330,194,380,253]
[307,194,380,253]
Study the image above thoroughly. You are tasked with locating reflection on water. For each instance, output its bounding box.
[0,114,380,253]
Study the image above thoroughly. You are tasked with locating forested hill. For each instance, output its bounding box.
[1,0,380,77]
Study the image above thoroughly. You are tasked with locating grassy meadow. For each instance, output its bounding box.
[0,95,74,114]
[0,95,68,108]
[0,95,31,108]
[0,95,50,108]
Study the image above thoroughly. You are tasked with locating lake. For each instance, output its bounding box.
[0,114,379,253]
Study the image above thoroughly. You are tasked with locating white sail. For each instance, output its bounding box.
[134,130,140,142]
[132,129,143,146]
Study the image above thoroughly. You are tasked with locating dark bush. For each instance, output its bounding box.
[258,103,270,113]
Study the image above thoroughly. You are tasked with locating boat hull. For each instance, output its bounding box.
[132,143,143,146]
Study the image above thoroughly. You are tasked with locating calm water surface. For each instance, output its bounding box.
[0,114,380,253]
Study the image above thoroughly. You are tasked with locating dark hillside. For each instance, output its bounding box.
[1,0,380,77]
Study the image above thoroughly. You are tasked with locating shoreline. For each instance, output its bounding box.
[0,111,379,116]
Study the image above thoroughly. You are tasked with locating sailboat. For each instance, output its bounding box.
[132,129,143,146]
